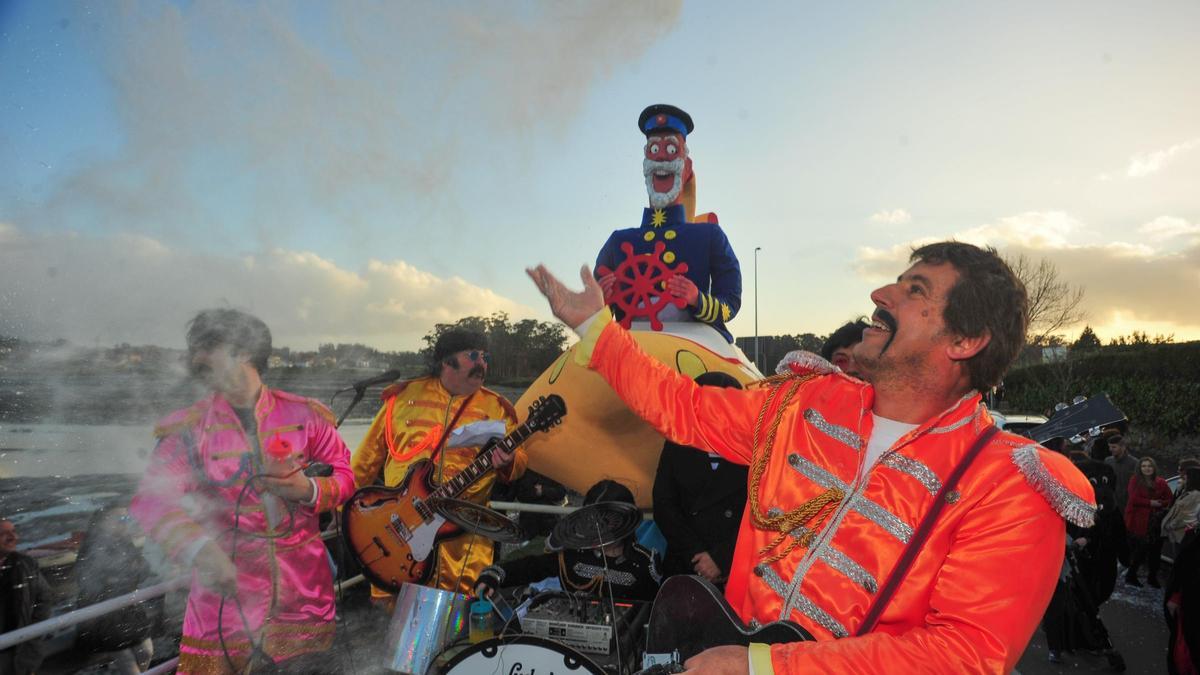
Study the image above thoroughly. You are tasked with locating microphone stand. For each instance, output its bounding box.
[335,386,368,429]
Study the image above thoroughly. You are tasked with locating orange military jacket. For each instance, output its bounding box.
[579,311,1094,674]
[351,376,525,594]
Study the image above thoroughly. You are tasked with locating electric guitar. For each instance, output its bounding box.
[642,575,813,669]
[342,394,566,592]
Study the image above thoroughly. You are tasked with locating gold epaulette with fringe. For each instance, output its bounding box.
[306,398,337,425]
[153,406,204,439]
[482,386,520,422]
[273,388,339,425]
[380,379,418,401]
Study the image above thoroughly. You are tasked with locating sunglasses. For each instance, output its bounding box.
[465,350,491,365]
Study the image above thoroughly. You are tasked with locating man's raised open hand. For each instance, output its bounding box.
[526,264,605,330]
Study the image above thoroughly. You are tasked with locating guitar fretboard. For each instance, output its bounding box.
[415,421,538,520]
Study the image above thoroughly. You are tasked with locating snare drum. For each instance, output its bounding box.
[385,582,469,674]
[442,635,605,675]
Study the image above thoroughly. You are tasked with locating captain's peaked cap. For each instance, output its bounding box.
[638,104,694,138]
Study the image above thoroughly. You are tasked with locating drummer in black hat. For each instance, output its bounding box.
[474,479,663,603]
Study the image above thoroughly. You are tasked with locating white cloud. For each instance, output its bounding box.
[1137,216,1200,243]
[0,225,531,350]
[19,2,682,247]
[869,208,912,225]
[851,211,1200,339]
[1126,137,1200,178]
[958,211,1082,249]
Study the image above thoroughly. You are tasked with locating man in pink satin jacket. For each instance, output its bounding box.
[131,309,355,673]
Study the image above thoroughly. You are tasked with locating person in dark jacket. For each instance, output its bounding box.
[1166,525,1200,674]
[653,371,748,585]
[0,518,52,675]
[1068,450,1125,604]
[475,480,662,603]
[503,470,569,540]
[1041,451,1126,668]
[74,506,157,673]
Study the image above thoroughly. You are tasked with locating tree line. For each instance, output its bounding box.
[420,312,569,384]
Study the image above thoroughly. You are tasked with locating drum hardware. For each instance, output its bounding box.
[441,634,606,675]
[428,497,525,544]
[382,582,469,675]
[546,501,641,551]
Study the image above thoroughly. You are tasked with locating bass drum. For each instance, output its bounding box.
[442,635,605,675]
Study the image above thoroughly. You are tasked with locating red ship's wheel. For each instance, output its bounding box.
[596,241,690,330]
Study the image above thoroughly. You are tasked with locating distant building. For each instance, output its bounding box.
[1042,346,1068,363]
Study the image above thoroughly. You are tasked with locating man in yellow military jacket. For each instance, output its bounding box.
[352,329,527,598]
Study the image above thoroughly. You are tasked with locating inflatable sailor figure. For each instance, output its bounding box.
[519,105,758,505]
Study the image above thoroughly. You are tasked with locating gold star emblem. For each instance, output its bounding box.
[651,209,667,227]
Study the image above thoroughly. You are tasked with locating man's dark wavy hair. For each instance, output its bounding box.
[910,242,1028,392]
[186,308,272,375]
[821,318,870,361]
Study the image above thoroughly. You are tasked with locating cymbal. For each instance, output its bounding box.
[547,501,641,552]
[429,498,525,544]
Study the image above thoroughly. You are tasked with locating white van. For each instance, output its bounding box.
[988,411,1048,438]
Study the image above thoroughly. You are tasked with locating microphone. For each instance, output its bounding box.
[303,462,334,478]
[349,369,402,392]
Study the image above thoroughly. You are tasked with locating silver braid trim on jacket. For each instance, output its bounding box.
[787,453,914,544]
[927,408,979,435]
[1011,444,1096,528]
[879,453,943,497]
[756,564,849,638]
[803,408,864,451]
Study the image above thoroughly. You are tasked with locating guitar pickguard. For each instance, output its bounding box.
[400,510,446,563]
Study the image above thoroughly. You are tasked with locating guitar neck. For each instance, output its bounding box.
[430,422,534,500]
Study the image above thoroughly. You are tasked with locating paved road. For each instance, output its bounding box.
[1017,579,1170,674]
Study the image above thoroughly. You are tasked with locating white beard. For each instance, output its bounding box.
[644,157,684,209]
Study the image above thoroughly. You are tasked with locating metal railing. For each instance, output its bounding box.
[0,529,364,652]
[0,501,579,654]
[0,577,189,652]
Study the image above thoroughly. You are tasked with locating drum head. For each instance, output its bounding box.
[430,497,525,544]
[547,501,641,551]
[442,634,604,675]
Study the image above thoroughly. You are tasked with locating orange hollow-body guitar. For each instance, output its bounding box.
[343,394,565,592]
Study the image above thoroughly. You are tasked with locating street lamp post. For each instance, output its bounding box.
[754,246,761,372]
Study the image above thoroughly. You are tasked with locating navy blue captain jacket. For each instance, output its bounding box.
[595,203,742,342]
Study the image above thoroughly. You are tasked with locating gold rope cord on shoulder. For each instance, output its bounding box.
[749,375,846,565]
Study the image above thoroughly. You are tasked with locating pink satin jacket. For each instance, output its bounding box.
[130,387,354,673]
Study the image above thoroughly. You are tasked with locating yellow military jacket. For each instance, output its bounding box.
[352,376,525,595]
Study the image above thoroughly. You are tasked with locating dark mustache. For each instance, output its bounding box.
[468,365,486,378]
[873,309,898,333]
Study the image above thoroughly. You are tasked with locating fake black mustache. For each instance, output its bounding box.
[468,365,486,378]
[873,309,898,354]
[873,309,898,333]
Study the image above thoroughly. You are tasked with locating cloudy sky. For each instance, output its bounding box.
[2,1,1197,351]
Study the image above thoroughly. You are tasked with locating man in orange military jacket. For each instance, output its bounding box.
[527,241,1094,674]
[352,329,526,597]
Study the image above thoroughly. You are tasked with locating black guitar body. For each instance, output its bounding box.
[646,575,813,663]
[1028,393,1127,444]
